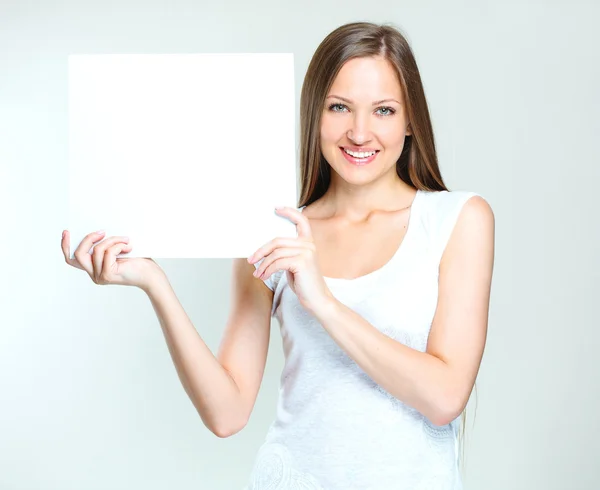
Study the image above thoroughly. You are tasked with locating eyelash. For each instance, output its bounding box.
[327,103,396,117]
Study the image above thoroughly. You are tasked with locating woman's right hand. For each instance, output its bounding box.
[61,230,163,291]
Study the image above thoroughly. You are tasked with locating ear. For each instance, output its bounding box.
[406,123,412,136]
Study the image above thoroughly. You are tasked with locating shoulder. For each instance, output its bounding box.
[421,188,490,209]
[420,189,493,222]
[418,189,494,263]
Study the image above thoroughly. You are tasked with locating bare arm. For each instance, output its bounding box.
[307,196,494,426]
[143,259,273,437]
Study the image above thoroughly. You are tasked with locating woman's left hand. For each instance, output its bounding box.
[248,206,334,316]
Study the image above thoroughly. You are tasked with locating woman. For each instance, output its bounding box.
[62,22,494,490]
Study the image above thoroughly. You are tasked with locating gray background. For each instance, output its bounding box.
[1,1,599,489]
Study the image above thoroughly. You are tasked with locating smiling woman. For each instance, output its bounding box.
[61,20,493,490]
[242,21,494,490]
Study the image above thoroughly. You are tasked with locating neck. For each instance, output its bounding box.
[321,173,417,221]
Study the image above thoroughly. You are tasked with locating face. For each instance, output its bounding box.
[320,56,411,186]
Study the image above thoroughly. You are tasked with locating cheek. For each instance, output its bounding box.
[378,123,406,148]
[320,114,344,143]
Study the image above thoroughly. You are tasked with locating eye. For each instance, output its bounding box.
[328,103,348,113]
[376,106,396,116]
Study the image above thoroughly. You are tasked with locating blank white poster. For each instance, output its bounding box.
[68,53,297,259]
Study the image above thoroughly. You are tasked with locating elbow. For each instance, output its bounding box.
[212,423,245,439]
[429,410,459,428]
[429,392,465,427]
[207,414,249,439]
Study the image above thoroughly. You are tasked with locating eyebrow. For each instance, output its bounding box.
[326,95,401,105]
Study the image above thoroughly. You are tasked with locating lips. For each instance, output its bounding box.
[339,147,379,166]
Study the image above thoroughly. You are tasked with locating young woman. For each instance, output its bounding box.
[62,22,494,490]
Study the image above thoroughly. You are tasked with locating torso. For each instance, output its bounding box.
[301,189,417,280]
[247,189,481,489]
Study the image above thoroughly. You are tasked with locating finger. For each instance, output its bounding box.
[261,255,304,282]
[255,247,306,279]
[249,237,314,264]
[72,230,106,274]
[62,230,83,270]
[100,242,133,284]
[92,236,129,281]
[274,207,313,240]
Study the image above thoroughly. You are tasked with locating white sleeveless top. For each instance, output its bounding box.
[247,189,480,490]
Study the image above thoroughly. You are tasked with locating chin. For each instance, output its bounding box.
[332,165,379,185]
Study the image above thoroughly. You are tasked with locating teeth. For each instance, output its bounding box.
[343,148,376,158]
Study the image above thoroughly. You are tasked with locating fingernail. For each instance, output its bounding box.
[275,206,284,210]
[96,230,105,235]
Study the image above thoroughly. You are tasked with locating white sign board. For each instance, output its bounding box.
[68,53,298,259]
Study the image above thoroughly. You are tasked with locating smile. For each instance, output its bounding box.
[340,147,379,166]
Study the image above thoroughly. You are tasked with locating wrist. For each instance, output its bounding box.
[140,263,170,296]
[311,293,340,322]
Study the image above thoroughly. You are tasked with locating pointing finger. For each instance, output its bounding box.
[275,207,312,241]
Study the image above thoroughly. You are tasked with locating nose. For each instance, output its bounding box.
[346,112,372,145]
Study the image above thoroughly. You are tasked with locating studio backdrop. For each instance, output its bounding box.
[1,1,598,489]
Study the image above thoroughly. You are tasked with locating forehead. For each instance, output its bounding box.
[328,56,402,100]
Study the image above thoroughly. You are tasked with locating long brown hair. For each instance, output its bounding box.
[299,21,448,208]
[298,21,476,473]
